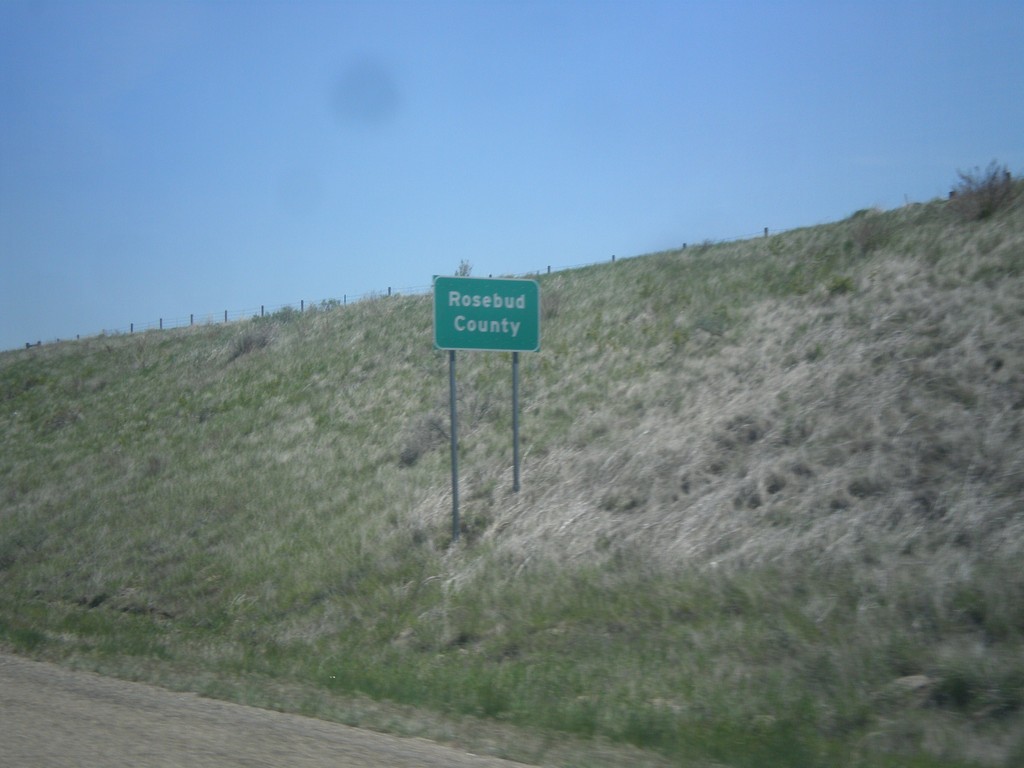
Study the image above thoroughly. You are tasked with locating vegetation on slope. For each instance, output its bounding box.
[2,173,1023,767]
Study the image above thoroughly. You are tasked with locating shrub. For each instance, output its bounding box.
[827,275,855,296]
[270,305,302,322]
[227,327,272,362]
[949,160,1014,222]
[849,208,890,254]
[398,411,447,466]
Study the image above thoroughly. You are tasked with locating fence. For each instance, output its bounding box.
[120,289,426,336]
[43,286,432,346]
[25,225,787,348]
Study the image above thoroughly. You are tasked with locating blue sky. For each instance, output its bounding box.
[2,0,1022,350]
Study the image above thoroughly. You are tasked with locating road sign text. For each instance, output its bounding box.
[434,277,540,352]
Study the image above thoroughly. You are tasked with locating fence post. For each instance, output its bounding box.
[388,287,392,296]
[301,299,304,313]
[547,266,551,274]
[764,227,769,238]
[261,305,264,317]
[159,318,163,330]
[130,323,134,334]
[224,310,228,323]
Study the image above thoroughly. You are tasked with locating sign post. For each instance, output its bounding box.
[512,351,520,492]
[434,276,541,541]
[448,349,460,542]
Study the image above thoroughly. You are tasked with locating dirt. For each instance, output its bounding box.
[0,653,530,768]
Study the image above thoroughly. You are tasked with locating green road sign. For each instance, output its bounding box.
[434,276,540,352]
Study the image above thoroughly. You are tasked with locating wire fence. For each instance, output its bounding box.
[119,290,429,336]
[23,226,786,348]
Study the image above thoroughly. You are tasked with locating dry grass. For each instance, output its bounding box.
[438,228,1024,578]
[404,184,1024,764]
[3,177,1023,767]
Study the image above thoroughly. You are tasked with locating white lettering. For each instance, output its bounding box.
[447,285,530,342]
[447,290,527,311]
[451,316,520,337]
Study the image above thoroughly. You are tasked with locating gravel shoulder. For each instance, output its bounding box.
[0,653,530,768]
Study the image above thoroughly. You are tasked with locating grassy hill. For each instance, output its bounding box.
[2,174,1023,767]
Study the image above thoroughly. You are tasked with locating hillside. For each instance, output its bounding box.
[2,176,1023,767]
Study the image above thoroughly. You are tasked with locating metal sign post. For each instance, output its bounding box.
[448,350,460,541]
[512,351,520,493]
[434,276,540,543]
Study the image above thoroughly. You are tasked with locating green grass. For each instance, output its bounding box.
[2,179,1024,767]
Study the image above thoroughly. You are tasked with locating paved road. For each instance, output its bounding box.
[0,654,530,768]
